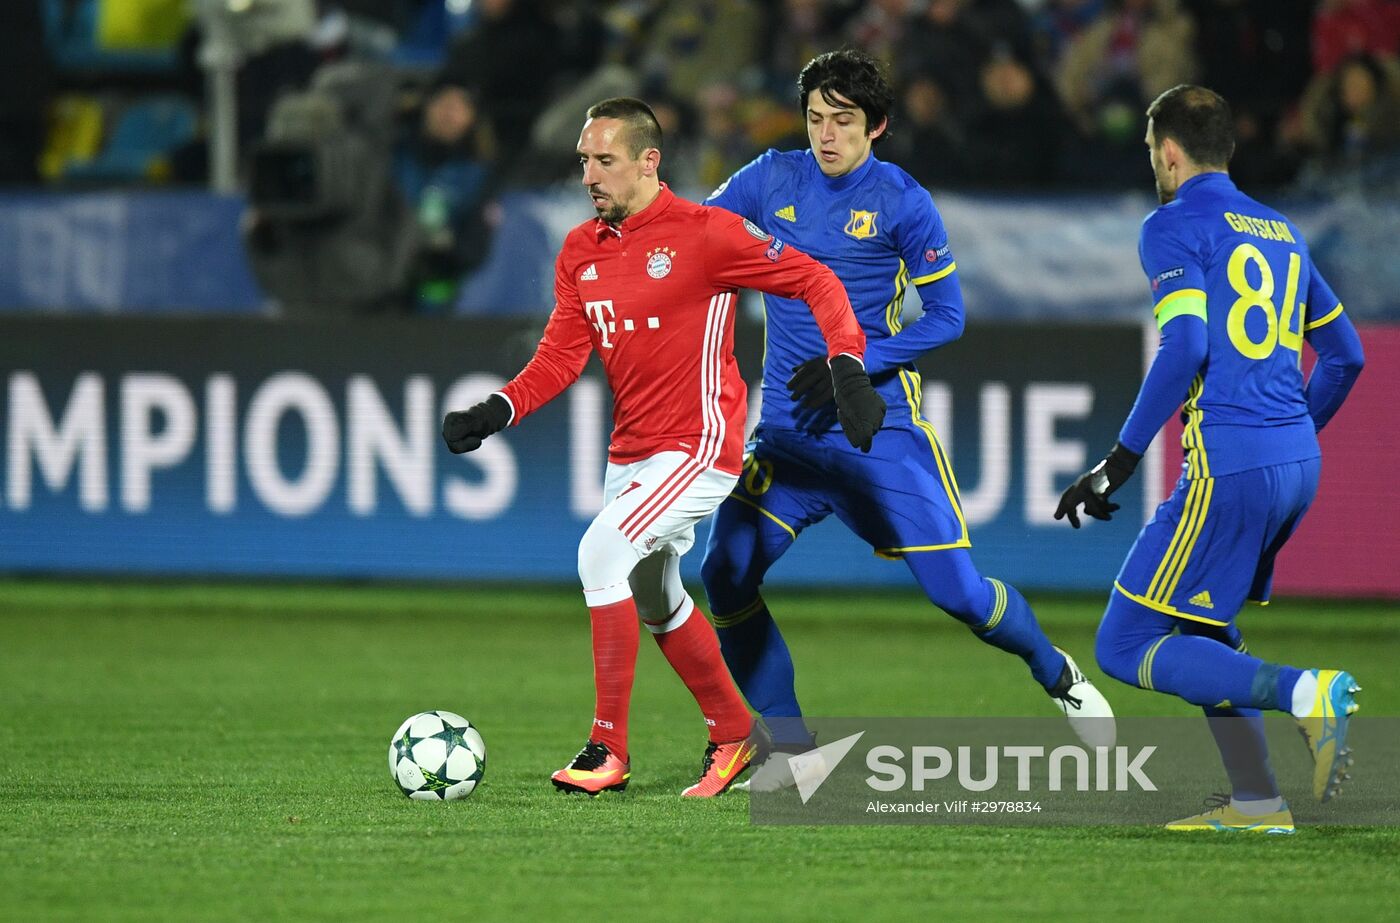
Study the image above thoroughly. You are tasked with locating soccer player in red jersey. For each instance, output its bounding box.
[442,98,884,797]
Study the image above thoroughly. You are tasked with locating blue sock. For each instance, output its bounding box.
[1097,590,1302,712]
[1175,622,1279,799]
[713,599,811,748]
[905,551,1065,690]
[1254,663,1307,714]
[1203,705,1280,800]
[1097,594,1290,800]
[1143,634,1266,705]
[973,579,1066,690]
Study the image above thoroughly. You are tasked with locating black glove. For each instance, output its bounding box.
[786,356,835,408]
[1054,442,1141,529]
[442,394,512,454]
[829,355,885,452]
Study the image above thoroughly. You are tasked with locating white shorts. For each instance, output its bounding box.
[598,451,739,559]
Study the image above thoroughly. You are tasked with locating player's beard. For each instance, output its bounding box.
[591,188,629,225]
[600,201,628,224]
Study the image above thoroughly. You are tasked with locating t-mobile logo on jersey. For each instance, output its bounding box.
[585,300,661,349]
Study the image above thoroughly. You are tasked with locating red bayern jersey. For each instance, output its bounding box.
[498,184,864,474]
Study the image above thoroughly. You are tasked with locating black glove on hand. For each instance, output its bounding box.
[786,356,835,408]
[442,394,512,454]
[1054,442,1142,529]
[829,355,885,452]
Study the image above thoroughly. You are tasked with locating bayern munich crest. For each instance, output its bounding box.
[646,247,676,279]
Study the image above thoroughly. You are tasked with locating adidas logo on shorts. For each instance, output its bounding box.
[1189,590,1215,609]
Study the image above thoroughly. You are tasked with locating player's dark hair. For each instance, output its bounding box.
[586,97,663,157]
[798,49,894,145]
[1146,85,1234,168]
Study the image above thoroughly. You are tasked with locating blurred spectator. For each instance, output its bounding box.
[501,3,623,183]
[845,0,917,66]
[1188,0,1312,109]
[523,63,642,183]
[1028,0,1105,72]
[395,84,498,312]
[1056,0,1197,175]
[1299,53,1400,169]
[0,0,54,184]
[759,0,846,99]
[885,74,971,186]
[963,52,1067,185]
[897,0,1035,123]
[639,1,764,101]
[1186,0,1313,188]
[649,92,704,192]
[384,0,480,65]
[1312,0,1400,75]
[694,82,757,191]
[436,0,566,158]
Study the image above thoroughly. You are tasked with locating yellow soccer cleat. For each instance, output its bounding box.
[1166,794,1295,835]
[1295,669,1361,802]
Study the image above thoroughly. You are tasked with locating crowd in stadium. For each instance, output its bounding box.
[3,0,1398,314]
[10,1,1400,188]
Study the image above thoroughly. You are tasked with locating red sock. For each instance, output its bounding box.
[588,598,639,760]
[650,601,752,742]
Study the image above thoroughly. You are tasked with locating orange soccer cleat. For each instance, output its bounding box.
[681,727,767,797]
[551,740,631,796]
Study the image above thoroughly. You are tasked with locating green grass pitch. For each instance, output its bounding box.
[2,580,1397,921]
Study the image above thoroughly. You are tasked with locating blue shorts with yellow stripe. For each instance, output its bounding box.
[727,422,969,557]
[1113,457,1320,626]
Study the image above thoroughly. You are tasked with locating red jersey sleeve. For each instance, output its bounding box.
[497,249,594,422]
[700,208,865,361]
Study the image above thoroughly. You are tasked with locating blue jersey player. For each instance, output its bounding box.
[1056,86,1366,833]
[700,50,1114,788]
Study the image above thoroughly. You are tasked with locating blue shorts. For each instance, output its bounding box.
[724,423,969,556]
[1113,458,1321,626]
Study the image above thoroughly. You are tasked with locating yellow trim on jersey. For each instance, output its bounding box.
[711,595,767,628]
[1304,302,1344,331]
[1180,375,1210,479]
[910,261,957,286]
[1146,476,1212,602]
[1114,581,1229,627]
[873,259,970,551]
[1153,289,1207,328]
[1138,635,1170,690]
[884,259,910,336]
[724,492,797,541]
[898,367,971,548]
[873,540,972,559]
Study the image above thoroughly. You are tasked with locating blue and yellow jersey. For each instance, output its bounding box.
[1138,172,1346,478]
[706,148,958,431]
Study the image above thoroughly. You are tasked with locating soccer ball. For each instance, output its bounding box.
[388,710,486,801]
